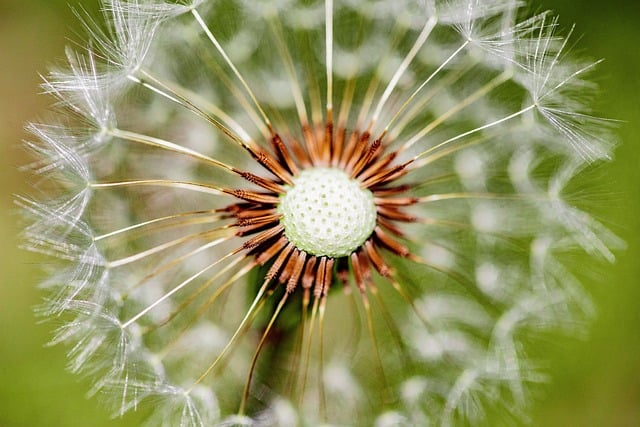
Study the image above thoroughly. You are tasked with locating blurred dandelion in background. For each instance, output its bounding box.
[20,0,623,425]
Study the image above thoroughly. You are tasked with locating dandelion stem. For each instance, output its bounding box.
[325,0,334,112]
[337,79,356,130]
[89,179,228,197]
[382,40,470,138]
[412,104,536,161]
[371,16,438,126]
[108,128,239,173]
[388,61,472,142]
[191,9,274,133]
[400,69,512,153]
[239,291,289,415]
[369,284,412,367]
[135,69,256,150]
[151,256,253,344]
[299,293,320,408]
[126,235,238,296]
[187,259,257,326]
[269,18,310,127]
[360,23,410,132]
[188,276,273,391]
[127,73,182,104]
[388,276,433,332]
[409,134,492,171]
[317,295,328,422]
[361,291,391,403]
[155,257,260,364]
[416,191,527,203]
[285,311,305,397]
[121,249,238,329]
[93,209,226,242]
[108,230,231,269]
[198,49,271,140]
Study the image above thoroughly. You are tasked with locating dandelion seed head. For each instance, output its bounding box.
[22,0,619,425]
[278,168,376,257]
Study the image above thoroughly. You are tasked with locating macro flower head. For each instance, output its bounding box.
[22,0,622,425]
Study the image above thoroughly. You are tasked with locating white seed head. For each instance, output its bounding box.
[22,0,619,425]
[278,168,376,258]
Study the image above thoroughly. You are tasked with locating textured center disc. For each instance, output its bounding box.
[278,167,377,258]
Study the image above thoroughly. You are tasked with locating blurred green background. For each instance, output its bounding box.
[1,0,638,425]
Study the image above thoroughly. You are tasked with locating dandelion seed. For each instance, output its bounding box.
[23,0,621,425]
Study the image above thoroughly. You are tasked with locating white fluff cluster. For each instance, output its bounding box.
[22,0,620,426]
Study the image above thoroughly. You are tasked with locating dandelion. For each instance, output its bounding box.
[22,0,621,425]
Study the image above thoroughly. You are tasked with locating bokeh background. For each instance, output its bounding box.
[1,0,638,425]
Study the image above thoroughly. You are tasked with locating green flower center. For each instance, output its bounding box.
[278,167,377,258]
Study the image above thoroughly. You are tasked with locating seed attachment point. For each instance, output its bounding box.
[278,168,377,258]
